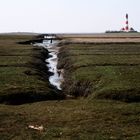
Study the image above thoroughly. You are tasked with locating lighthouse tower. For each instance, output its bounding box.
[120,13,137,32]
[106,13,137,33]
[125,14,129,32]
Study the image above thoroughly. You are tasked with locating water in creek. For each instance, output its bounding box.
[34,40,63,90]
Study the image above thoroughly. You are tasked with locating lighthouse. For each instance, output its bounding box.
[125,14,129,32]
[120,14,137,32]
[106,14,137,33]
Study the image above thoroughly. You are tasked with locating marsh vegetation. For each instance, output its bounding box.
[58,43,140,102]
[0,35,140,139]
[0,35,64,105]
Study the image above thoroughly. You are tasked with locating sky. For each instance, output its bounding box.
[0,0,140,33]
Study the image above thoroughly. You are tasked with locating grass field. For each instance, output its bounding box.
[59,33,140,43]
[0,35,140,139]
[58,43,140,102]
[1,99,140,140]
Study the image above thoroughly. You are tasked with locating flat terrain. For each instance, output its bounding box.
[58,43,140,102]
[1,99,140,140]
[0,34,140,140]
[60,33,140,43]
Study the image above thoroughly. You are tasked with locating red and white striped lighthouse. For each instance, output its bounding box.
[120,14,137,32]
[125,13,129,31]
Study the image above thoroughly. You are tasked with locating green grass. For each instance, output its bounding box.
[0,99,140,139]
[0,56,32,65]
[58,43,140,101]
[0,67,47,92]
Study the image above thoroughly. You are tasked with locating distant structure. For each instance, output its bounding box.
[106,14,137,33]
[120,14,137,32]
[125,13,129,31]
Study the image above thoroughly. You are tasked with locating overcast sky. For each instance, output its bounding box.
[0,0,139,33]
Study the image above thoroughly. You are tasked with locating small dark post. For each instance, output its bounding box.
[50,38,53,43]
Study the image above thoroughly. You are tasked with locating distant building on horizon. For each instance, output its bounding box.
[106,14,138,33]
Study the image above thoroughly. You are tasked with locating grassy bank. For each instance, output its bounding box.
[58,43,140,102]
[0,35,64,104]
[0,99,140,139]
